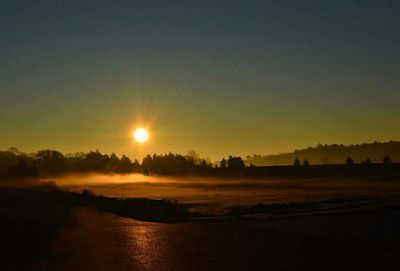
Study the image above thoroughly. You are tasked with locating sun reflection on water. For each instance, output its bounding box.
[125,224,168,270]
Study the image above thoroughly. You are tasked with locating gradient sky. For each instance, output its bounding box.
[1,0,399,160]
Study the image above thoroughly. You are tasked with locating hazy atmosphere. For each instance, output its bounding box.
[1,0,399,159]
[1,1,400,270]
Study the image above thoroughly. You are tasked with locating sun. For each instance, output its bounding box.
[133,128,149,143]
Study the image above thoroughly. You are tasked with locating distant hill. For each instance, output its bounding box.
[245,141,400,166]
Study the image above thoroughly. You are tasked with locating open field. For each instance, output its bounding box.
[55,173,400,215]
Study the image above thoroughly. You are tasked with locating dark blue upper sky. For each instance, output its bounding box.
[1,0,399,159]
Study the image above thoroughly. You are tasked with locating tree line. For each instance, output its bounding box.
[0,148,140,178]
[0,148,248,178]
[246,141,400,166]
[0,147,397,179]
[292,155,393,167]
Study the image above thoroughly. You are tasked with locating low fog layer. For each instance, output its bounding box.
[53,174,400,215]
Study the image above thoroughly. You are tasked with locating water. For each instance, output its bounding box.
[53,173,400,215]
[46,207,400,270]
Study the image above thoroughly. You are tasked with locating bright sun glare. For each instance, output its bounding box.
[133,128,149,143]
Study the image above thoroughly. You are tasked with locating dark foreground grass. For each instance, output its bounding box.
[0,184,190,270]
[0,187,73,271]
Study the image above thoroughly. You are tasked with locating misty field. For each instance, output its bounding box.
[54,174,400,216]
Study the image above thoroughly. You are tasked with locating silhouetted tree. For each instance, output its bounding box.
[132,159,141,171]
[35,150,65,174]
[8,147,22,156]
[293,158,301,167]
[346,157,354,165]
[302,159,310,166]
[220,158,227,168]
[108,153,119,172]
[7,157,39,178]
[227,156,245,168]
[142,155,153,173]
[200,160,209,168]
[116,155,133,173]
[186,150,201,165]
[383,155,392,165]
[0,148,23,173]
[77,150,110,172]
[140,152,203,174]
